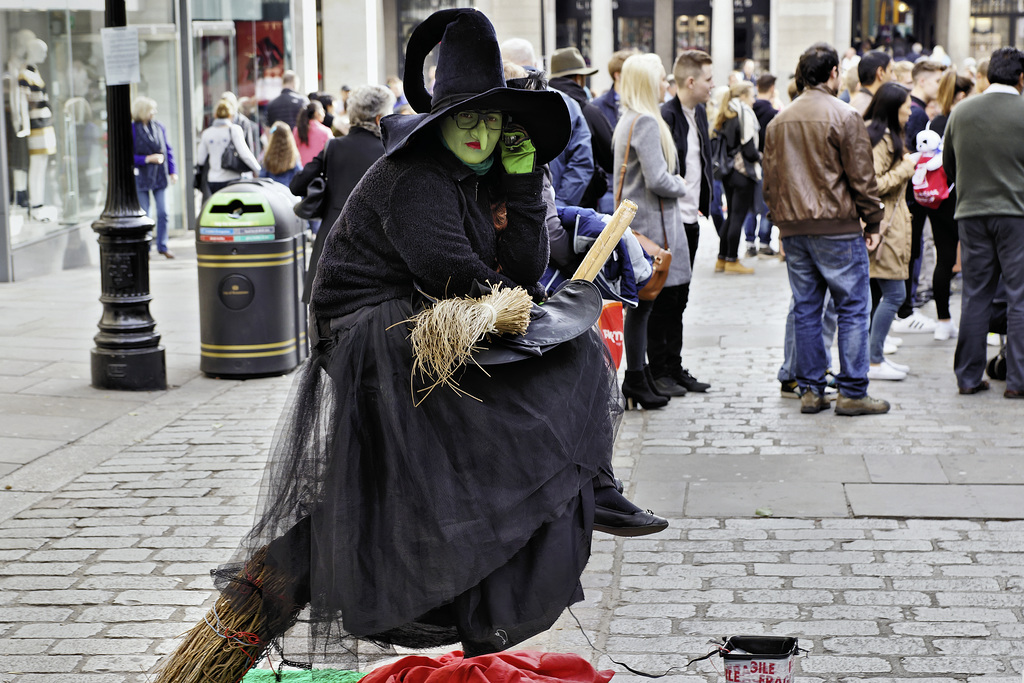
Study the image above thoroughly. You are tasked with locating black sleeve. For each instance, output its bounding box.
[289,145,326,196]
[905,108,929,150]
[495,170,550,286]
[740,137,761,164]
[583,106,614,173]
[385,166,518,298]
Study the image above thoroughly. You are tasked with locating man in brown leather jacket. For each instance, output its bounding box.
[763,42,890,416]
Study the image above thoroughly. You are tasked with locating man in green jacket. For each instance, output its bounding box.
[943,46,1024,398]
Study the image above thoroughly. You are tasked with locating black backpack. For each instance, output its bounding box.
[710,130,734,181]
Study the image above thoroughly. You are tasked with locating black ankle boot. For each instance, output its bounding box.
[622,370,669,410]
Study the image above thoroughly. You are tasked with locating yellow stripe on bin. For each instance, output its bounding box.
[201,344,298,359]
[201,339,296,351]
[198,250,295,260]
[198,257,295,268]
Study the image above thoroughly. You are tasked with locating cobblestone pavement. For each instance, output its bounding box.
[1,227,1023,682]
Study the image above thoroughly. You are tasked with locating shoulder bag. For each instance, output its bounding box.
[293,143,330,220]
[221,134,250,173]
[616,115,672,301]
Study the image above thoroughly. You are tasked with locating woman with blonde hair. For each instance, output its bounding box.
[259,121,302,186]
[196,98,260,194]
[132,95,177,257]
[712,80,761,274]
[613,52,691,408]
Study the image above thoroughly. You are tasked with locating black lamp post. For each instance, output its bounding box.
[90,0,167,390]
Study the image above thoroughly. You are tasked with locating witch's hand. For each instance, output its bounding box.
[500,124,536,174]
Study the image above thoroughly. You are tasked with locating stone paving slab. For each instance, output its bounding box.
[2,228,1024,682]
[846,484,1024,519]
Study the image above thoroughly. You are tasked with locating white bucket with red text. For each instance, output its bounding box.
[720,636,798,683]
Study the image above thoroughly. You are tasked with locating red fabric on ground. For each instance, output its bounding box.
[361,651,614,683]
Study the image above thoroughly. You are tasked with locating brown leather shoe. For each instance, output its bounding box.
[160,250,176,259]
[715,258,726,273]
[959,381,990,395]
[724,260,755,274]
[800,391,829,414]
[834,393,891,416]
[1005,389,1024,399]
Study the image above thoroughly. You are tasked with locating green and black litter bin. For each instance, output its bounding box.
[196,178,308,378]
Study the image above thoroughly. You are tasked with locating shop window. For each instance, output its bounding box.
[970,15,1013,59]
[675,13,711,54]
[2,2,183,249]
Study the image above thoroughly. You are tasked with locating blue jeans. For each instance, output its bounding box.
[779,294,836,382]
[710,180,724,234]
[137,186,168,253]
[742,179,772,245]
[783,234,871,398]
[869,278,906,364]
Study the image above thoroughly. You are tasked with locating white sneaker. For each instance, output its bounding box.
[884,358,910,374]
[988,333,1003,347]
[868,362,907,381]
[890,309,937,334]
[934,320,958,341]
[883,342,898,355]
[886,335,904,347]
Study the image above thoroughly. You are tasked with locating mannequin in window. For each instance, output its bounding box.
[5,29,36,209]
[18,39,57,220]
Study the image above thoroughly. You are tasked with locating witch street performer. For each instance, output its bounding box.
[154,9,667,681]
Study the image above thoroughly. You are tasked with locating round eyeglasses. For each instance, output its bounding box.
[452,110,503,130]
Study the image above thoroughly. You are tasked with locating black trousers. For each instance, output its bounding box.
[898,201,928,318]
[685,221,699,269]
[954,216,1024,392]
[720,172,756,260]
[927,197,959,320]
[647,283,690,379]
[623,299,654,371]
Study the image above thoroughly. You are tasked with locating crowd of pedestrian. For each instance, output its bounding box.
[129,29,1023,411]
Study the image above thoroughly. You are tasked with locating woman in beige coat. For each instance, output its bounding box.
[864,82,917,381]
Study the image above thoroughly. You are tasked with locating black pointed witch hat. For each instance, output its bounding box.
[381,8,570,165]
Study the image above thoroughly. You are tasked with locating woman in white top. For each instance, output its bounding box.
[197,99,260,194]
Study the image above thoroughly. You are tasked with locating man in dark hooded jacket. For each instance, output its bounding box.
[548,47,613,210]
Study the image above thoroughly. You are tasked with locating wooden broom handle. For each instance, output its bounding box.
[571,199,638,282]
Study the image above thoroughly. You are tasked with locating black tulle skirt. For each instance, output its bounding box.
[218,296,622,664]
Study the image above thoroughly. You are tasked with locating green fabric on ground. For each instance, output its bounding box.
[243,669,367,683]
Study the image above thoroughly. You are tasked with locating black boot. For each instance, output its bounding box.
[622,370,669,410]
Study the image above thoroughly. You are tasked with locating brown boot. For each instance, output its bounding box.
[835,393,891,416]
[724,260,754,274]
[715,258,726,273]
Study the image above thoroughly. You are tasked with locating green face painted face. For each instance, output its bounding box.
[440,110,503,165]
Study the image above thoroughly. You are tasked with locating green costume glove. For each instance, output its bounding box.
[500,125,536,174]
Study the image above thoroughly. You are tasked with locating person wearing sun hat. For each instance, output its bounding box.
[149,11,668,683]
[549,46,614,210]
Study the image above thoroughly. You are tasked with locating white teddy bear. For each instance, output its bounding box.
[911,128,943,188]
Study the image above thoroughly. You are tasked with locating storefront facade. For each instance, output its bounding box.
[970,0,1024,58]
[0,0,314,282]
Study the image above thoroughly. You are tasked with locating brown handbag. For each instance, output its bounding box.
[616,115,672,301]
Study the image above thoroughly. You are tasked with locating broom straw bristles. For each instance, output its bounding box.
[407,282,533,399]
[151,546,300,683]
[406,199,638,401]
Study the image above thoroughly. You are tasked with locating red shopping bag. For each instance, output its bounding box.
[599,302,624,369]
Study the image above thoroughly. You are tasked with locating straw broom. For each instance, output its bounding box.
[149,201,640,683]
[407,199,638,399]
[151,546,303,683]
